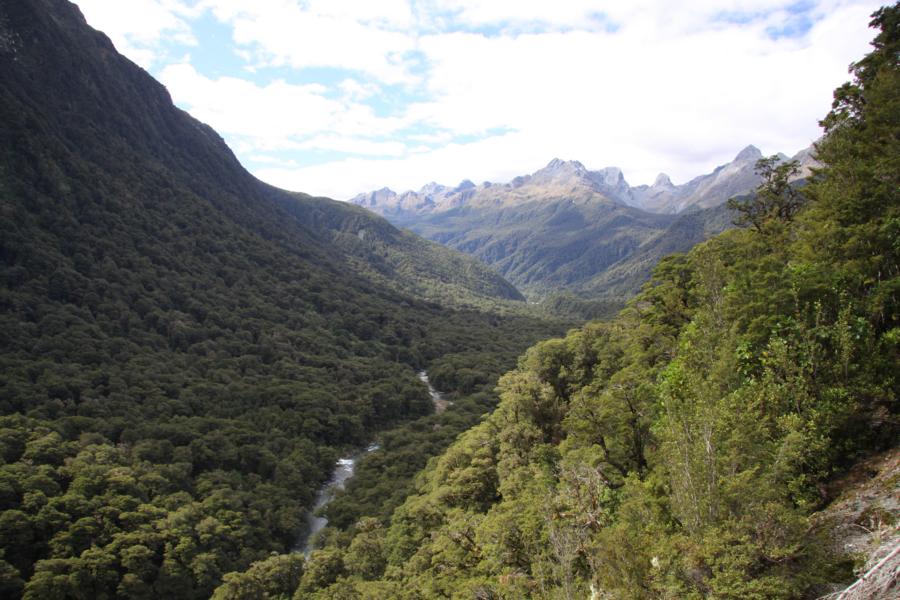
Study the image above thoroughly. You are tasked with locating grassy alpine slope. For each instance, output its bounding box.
[263,5,898,598]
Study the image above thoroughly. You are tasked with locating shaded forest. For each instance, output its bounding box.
[0,1,567,597]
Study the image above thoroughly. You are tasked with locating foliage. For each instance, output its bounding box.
[727,157,806,233]
[277,193,527,310]
[0,1,567,598]
[291,8,898,597]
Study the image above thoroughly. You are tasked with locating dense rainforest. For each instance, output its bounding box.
[228,5,895,599]
[0,1,568,598]
[0,0,897,598]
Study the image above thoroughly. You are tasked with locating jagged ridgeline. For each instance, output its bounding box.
[350,145,816,304]
[265,5,897,599]
[0,0,566,598]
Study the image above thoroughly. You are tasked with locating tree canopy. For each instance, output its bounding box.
[274,6,899,597]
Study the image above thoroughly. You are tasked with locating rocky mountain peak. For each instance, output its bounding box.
[653,173,674,187]
[350,187,396,207]
[734,144,763,162]
[531,159,592,188]
[419,181,446,196]
[594,166,625,187]
[541,158,587,174]
[350,141,813,217]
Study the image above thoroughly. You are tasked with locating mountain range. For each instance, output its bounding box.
[1,0,895,598]
[352,144,816,217]
[351,146,815,301]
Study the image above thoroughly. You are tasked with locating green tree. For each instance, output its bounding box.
[296,548,345,595]
[802,2,899,333]
[211,553,303,600]
[345,518,387,580]
[727,157,805,233]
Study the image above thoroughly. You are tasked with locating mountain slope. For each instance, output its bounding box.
[277,193,525,306]
[351,160,678,300]
[630,144,767,212]
[583,201,736,298]
[0,0,520,310]
[350,147,815,302]
[268,9,899,597]
[0,1,560,597]
[630,144,818,213]
[405,182,675,299]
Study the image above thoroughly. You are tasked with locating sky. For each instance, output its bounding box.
[72,0,884,199]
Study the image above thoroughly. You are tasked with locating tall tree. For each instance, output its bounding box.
[727,157,805,233]
[803,2,900,332]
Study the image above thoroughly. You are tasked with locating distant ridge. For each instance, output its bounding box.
[350,146,815,300]
[351,145,817,217]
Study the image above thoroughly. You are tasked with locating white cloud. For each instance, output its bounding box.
[257,0,879,199]
[158,62,412,160]
[306,0,414,29]
[247,154,298,167]
[431,0,863,34]
[258,130,565,199]
[293,135,408,157]
[200,0,417,84]
[429,0,615,30]
[76,0,885,200]
[159,63,342,140]
[387,0,880,191]
[338,78,381,101]
[73,0,198,69]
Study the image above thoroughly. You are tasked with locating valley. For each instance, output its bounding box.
[0,1,565,597]
[0,1,896,599]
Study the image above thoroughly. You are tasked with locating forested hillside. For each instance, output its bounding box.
[276,193,525,309]
[0,1,566,597]
[265,5,898,598]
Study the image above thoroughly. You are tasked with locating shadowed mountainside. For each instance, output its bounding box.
[0,1,562,597]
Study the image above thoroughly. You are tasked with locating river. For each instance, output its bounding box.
[418,370,452,413]
[295,371,448,555]
[295,442,379,555]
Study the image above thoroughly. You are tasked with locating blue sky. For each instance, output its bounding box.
[73,0,882,199]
